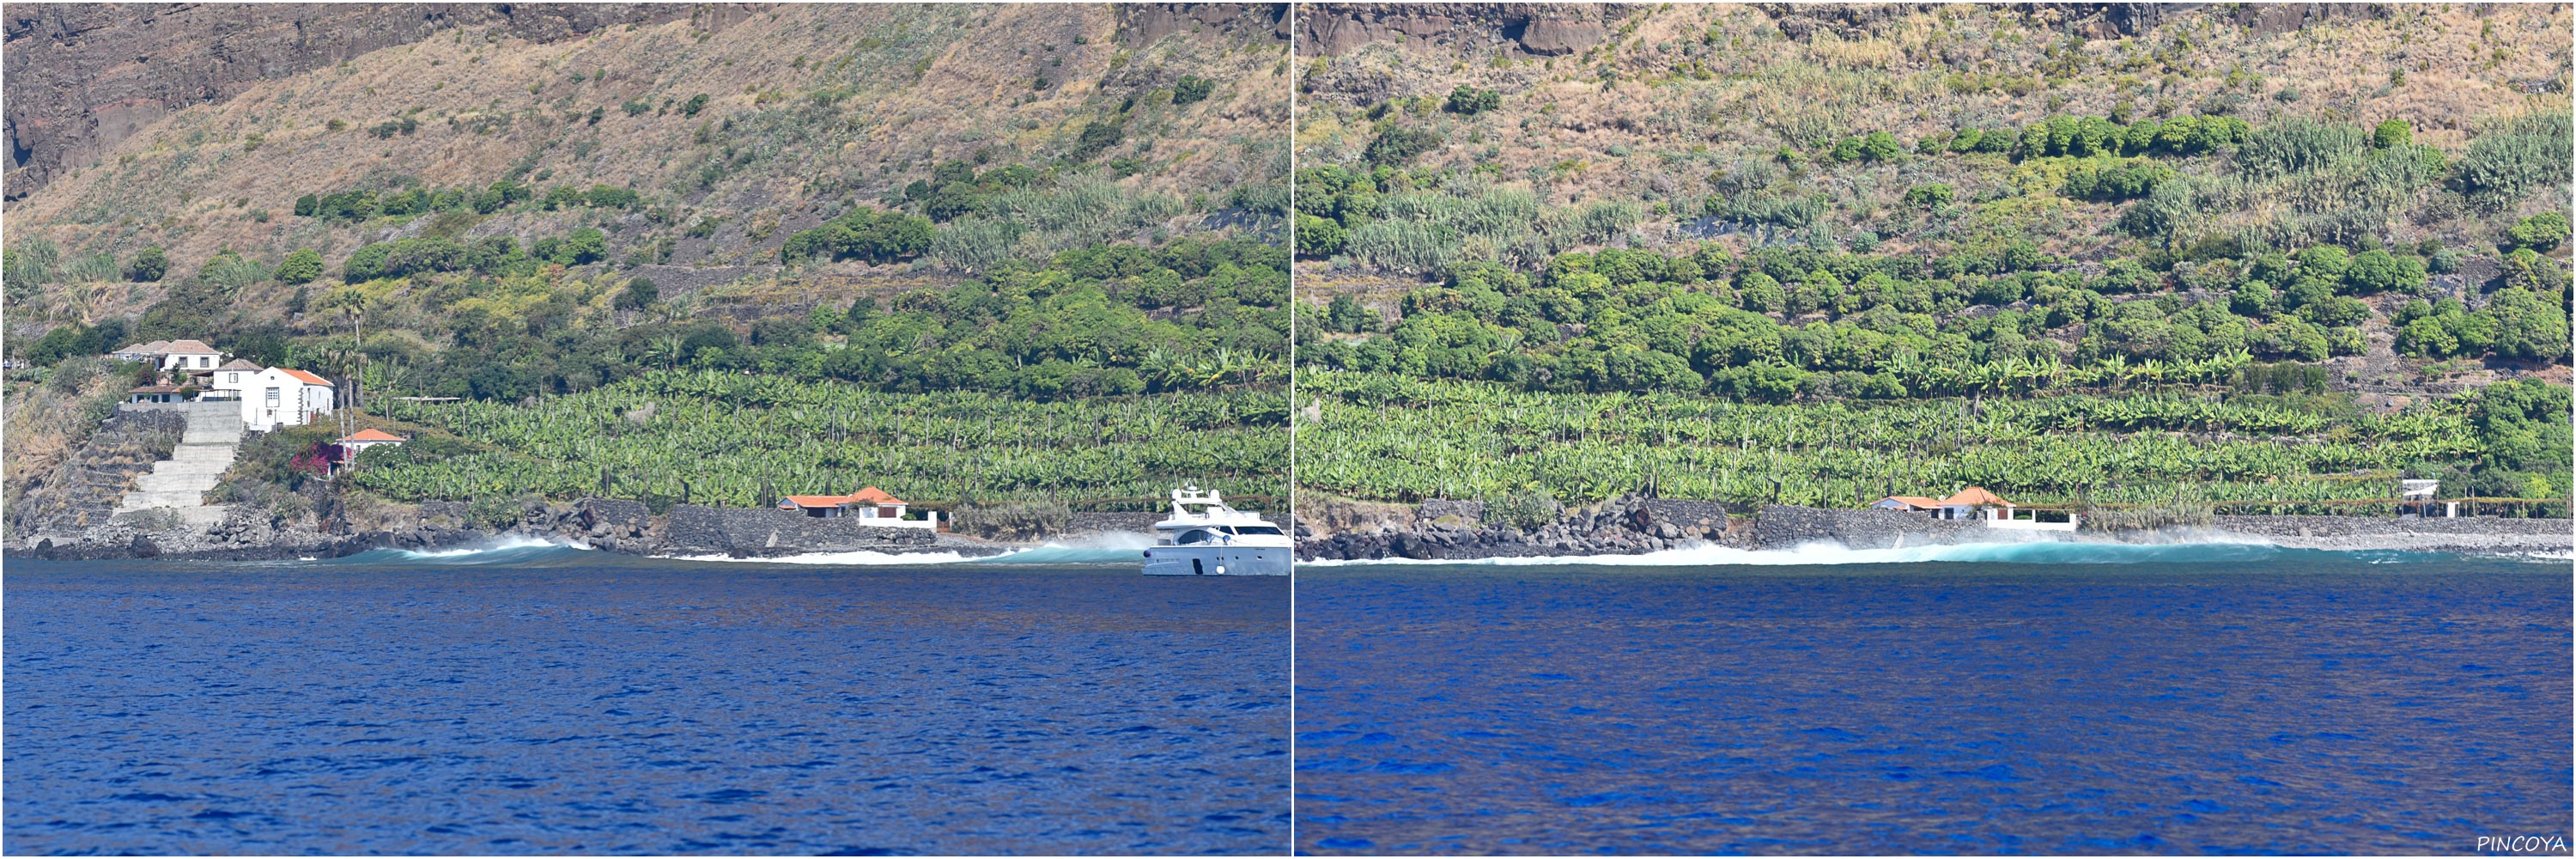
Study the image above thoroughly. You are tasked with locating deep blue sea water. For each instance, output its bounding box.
[4,545,1288,855]
[1295,547,2572,855]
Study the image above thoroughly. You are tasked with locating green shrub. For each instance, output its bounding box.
[1295,213,1346,256]
[2372,119,2412,149]
[2062,160,2173,201]
[1443,85,1502,115]
[128,247,168,282]
[681,93,711,117]
[2506,211,2570,253]
[2342,248,2426,295]
[1901,184,1954,209]
[1171,75,1216,107]
[1480,490,1560,530]
[1364,125,1443,166]
[779,209,935,265]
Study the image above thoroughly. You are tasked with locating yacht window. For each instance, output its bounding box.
[1176,530,1214,545]
[1232,526,1283,536]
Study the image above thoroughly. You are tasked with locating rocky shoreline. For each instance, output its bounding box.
[9,497,1157,563]
[1295,497,2572,561]
[14,495,2567,563]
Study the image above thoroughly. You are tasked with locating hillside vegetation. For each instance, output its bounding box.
[3,3,1291,535]
[5,4,1288,330]
[1291,3,2571,513]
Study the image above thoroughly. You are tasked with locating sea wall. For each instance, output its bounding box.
[2211,514,2571,553]
[1298,495,1731,560]
[1750,504,1990,550]
[660,505,939,557]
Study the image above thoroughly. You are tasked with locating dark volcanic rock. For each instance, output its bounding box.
[659,504,939,557]
[1299,494,1731,561]
[1117,3,1289,46]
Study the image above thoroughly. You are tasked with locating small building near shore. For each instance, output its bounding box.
[777,486,937,529]
[1875,485,2077,530]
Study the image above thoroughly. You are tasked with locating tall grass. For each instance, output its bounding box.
[2456,112,2575,209]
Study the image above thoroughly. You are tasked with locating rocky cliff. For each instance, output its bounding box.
[1295,3,1637,58]
[2,3,706,198]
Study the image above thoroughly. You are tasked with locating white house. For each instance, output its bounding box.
[197,358,263,400]
[157,339,224,373]
[226,367,336,430]
[109,339,227,373]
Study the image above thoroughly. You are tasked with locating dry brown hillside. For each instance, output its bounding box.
[5,3,1289,323]
[1294,3,2571,259]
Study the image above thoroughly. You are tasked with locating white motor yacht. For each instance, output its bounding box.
[1142,486,1291,576]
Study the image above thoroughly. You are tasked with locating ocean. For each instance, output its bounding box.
[1294,543,2573,855]
[3,541,1289,855]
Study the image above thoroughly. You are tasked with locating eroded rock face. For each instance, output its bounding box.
[1294,3,1635,58]
[2,3,698,198]
[1117,3,1289,46]
[1512,17,1606,56]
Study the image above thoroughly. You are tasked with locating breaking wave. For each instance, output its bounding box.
[326,534,594,565]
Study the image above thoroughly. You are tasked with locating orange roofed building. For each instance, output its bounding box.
[1873,486,2015,521]
[1874,485,2079,531]
[778,486,938,529]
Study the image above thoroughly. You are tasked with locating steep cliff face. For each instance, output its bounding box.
[2,3,702,199]
[1296,3,1640,58]
[1116,3,1290,46]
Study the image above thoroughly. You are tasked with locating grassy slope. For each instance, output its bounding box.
[1297,4,2567,228]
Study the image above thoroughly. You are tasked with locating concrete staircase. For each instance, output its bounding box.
[114,403,244,529]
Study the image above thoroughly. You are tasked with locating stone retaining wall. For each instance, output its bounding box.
[1751,504,1988,550]
[2212,515,2570,539]
[660,504,936,557]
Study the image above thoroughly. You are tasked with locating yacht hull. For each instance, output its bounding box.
[1142,545,1290,576]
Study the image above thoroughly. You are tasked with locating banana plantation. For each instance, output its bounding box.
[353,369,1286,509]
[1297,369,2505,511]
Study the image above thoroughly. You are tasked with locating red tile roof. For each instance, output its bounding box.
[278,369,333,386]
[1877,496,1942,509]
[1940,486,2013,508]
[338,429,406,442]
[778,487,907,509]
